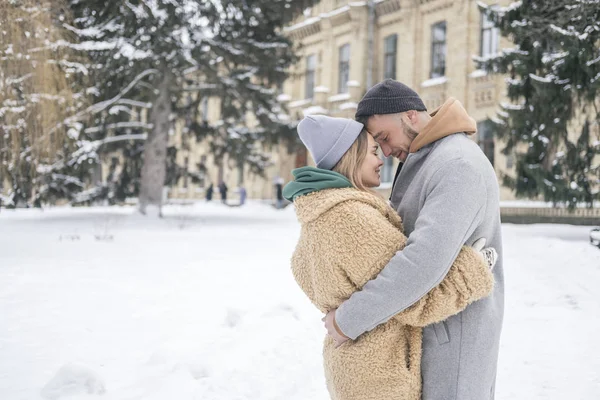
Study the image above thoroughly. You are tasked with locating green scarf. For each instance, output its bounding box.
[283,166,353,201]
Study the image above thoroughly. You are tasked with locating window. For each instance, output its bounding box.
[430,21,447,78]
[383,34,397,80]
[200,97,208,122]
[480,11,499,57]
[305,54,316,99]
[338,44,350,93]
[381,155,395,184]
[477,121,495,167]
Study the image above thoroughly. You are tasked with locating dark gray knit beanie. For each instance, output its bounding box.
[355,79,427,118]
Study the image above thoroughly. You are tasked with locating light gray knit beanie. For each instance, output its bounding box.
[297,115,364,170]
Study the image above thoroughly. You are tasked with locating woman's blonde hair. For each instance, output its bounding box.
[332,129,372,192]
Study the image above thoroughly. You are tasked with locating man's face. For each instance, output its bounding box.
[366,113,419,162]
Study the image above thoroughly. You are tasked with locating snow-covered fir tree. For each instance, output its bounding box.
[65,0,317,216]
[477,0,600,208]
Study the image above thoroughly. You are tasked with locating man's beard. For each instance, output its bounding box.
[401,118,419,140]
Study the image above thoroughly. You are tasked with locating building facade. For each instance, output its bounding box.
[170,0,518,202]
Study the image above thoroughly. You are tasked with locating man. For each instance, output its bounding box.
[324,79,504,400]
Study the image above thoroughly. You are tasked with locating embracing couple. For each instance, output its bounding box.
[283,79,504,400]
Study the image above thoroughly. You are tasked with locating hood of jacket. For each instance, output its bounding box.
[409,97,477,153]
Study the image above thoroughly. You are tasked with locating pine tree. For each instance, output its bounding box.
[477,0,600,208]
[65,0,316,216]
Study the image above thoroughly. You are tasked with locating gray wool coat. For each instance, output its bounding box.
[336,133,505,400]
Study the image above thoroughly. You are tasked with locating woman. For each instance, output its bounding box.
[283,115,496,400]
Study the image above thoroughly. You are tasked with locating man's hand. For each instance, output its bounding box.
[472,237,498,270]
[323,309,350,348]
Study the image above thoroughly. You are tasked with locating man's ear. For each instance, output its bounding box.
[405,110,419,125]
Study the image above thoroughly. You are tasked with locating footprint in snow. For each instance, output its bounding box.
[41,363,105,400]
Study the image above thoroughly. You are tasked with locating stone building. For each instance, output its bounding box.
[170,0,518,202]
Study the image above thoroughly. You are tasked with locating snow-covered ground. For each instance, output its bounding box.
[1,202,599,400]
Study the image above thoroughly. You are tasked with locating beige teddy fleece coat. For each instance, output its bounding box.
[291,188,494,400]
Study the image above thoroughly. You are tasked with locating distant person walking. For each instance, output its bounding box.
[205,183,214,202]
[219,181,228,204]
[274,177,284,209]
[238,185,247,206]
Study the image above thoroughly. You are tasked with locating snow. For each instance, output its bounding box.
[69,134,148,165]
[62,23,105,39]
[510,19,528,28]
[0,204,599,400]
[276,94,291,102]
[501,102,525,110]
[529,73,554,83]
[541,51,569,65]
[500,200,600,208]
[5,72,33,86]
[498,1,523,14]
[41,363,106,399]
[314,86,330,93]
[586,55,600,67]
[549,24,589,41]
[469,69,488,78]
[302,106,328,116]
[339,102,358,110]
[0,193,14,206]
[285,4,353,33]
[347,80,360,87]
[246,39,288,50]
[327,93,351,102]
[284,16,321,32]
[287,98,313,108]
[421,76,448,87]
[56,60,89,76]
[48,39,116,52]
[321,6,350,18]
[500,201,555,208]
[83,123,152,134]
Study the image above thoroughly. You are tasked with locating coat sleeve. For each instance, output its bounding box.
[324,202,493,328]
[389,245,493,327]
[335,158,491,340]
[318,200,408,291]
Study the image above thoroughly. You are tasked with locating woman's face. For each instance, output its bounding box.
[360,133,384,188]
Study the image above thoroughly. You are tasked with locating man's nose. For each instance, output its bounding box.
[382,145,392,157]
